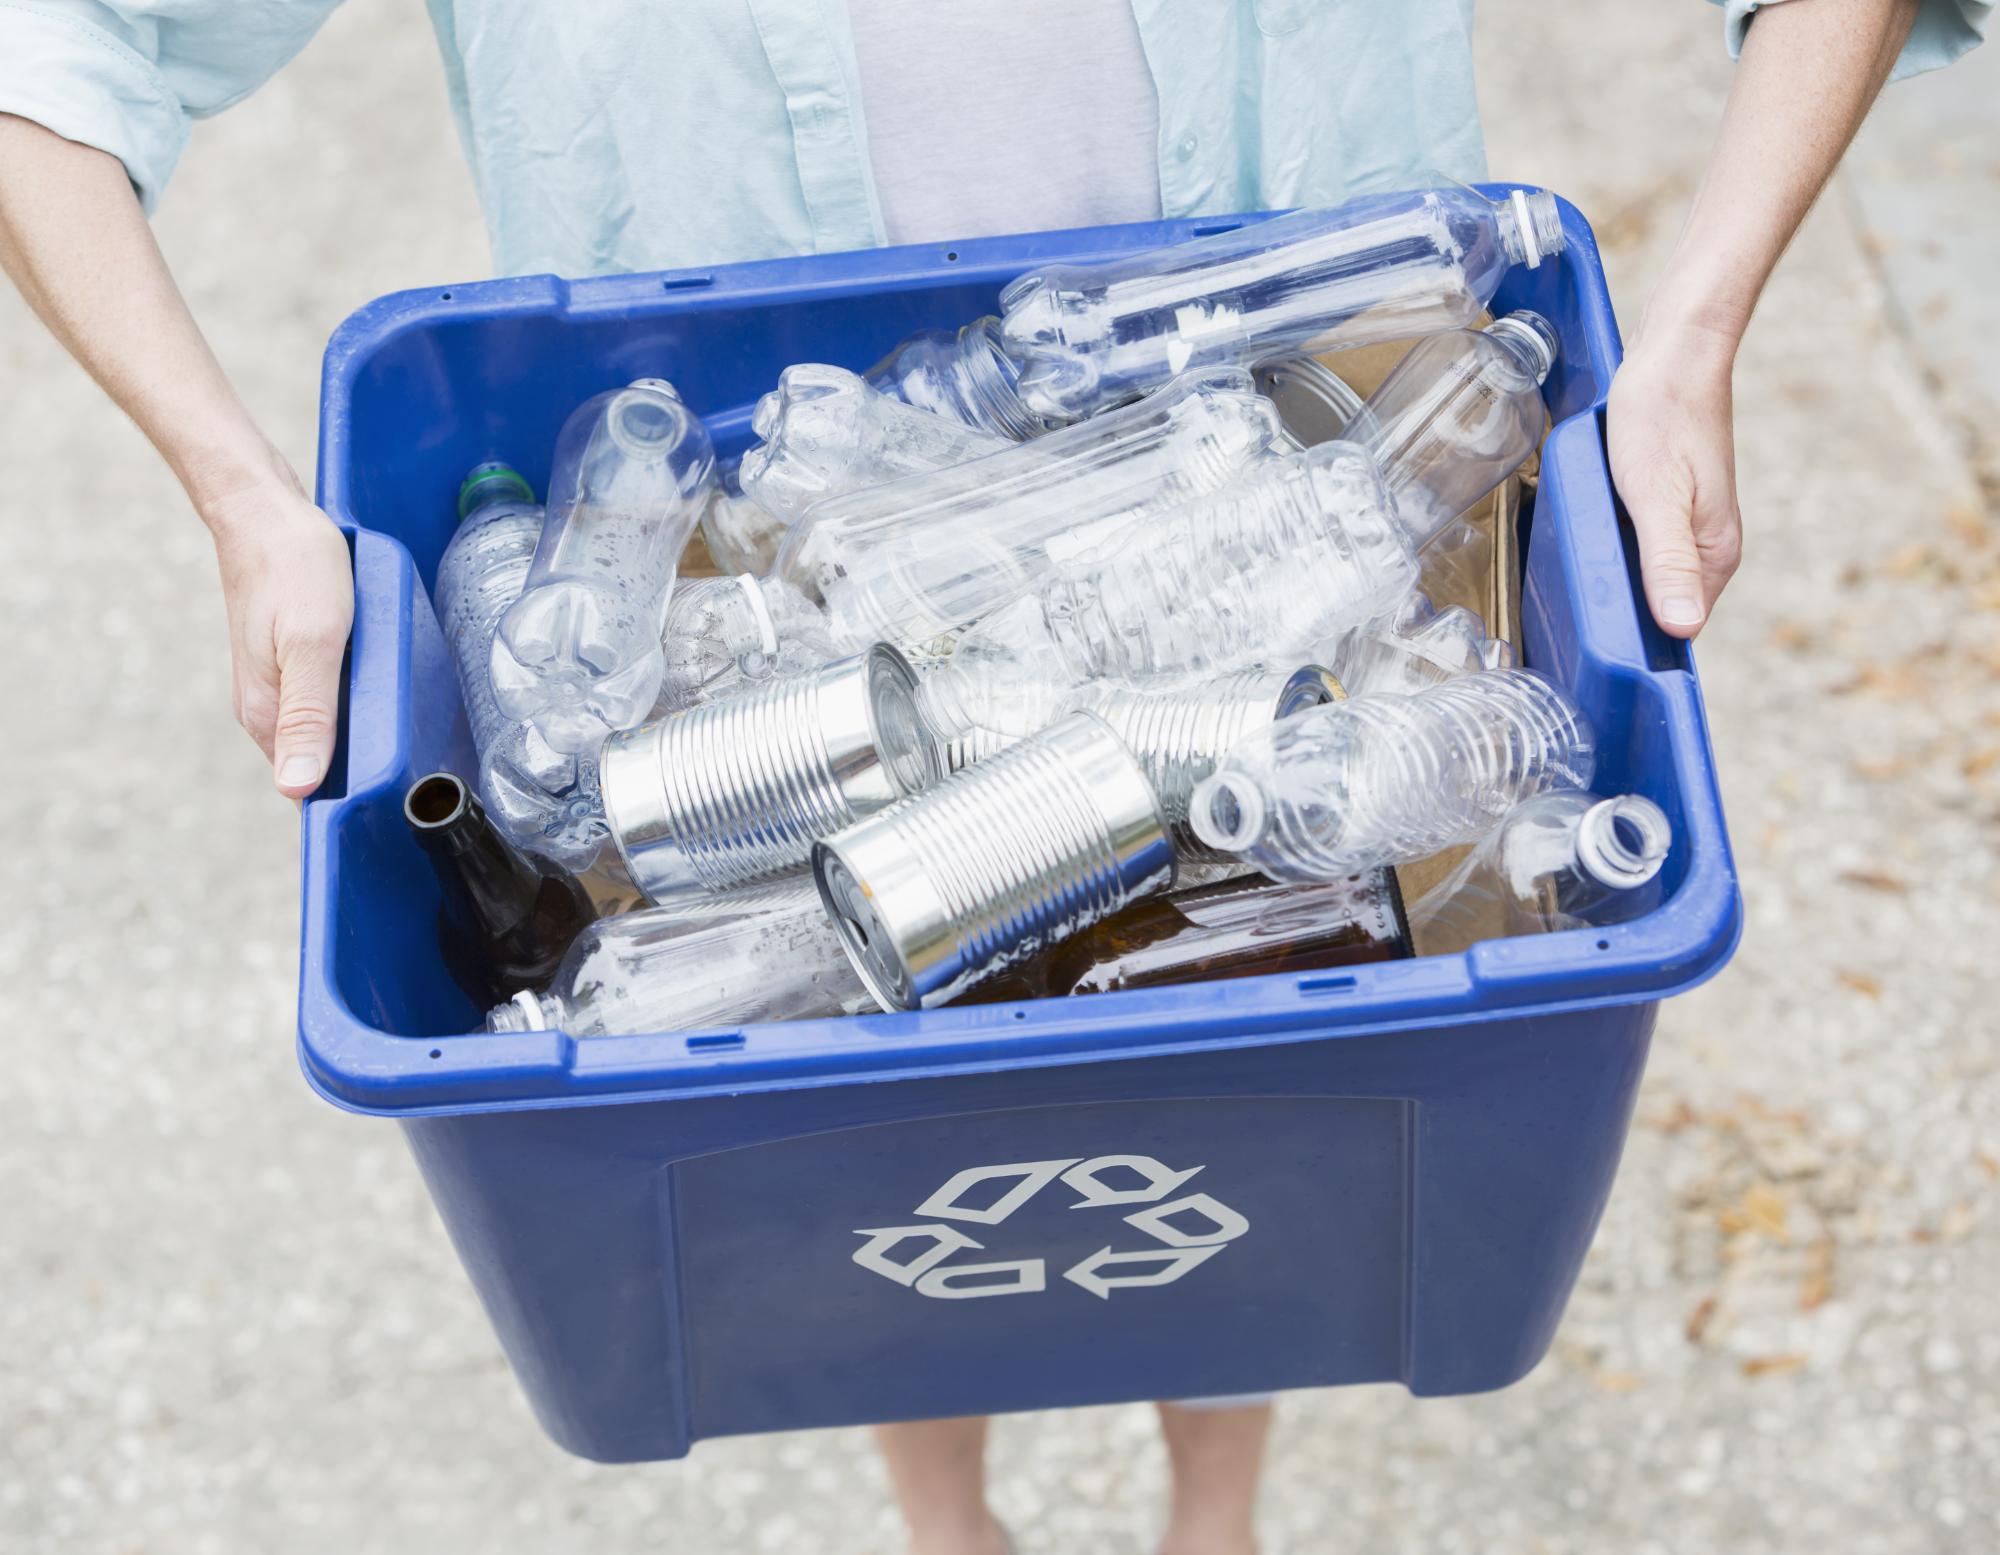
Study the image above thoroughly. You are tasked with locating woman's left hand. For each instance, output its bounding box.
[1605,321,1744,640]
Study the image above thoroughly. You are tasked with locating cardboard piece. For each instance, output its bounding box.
[1312,333,1540,935]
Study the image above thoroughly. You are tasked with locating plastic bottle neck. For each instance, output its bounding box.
[457,462,535,521]
[1483,312,1560,386]
[488,987,559,1033]
[1494,189,1565,271]
[1574,795,1670,891]
[956,317,1052,439]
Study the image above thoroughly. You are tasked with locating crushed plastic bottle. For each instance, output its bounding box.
[1323,594,1510,699]
[485,899,870,1037]
[999,182,1566,420]
[1342,311,1558,542]
[923,441,1416,734]
[1187,669,1596,879]
[776,367,1286,650]
[432,463,609,868]
[654,574,836,714]
[741,363,1011,525]
[865,315,1057,439]
[699,457,788,578]
[1407,790,1671,954]
[490,379,716,754]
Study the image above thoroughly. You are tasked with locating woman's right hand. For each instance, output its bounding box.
[204,475,356,799]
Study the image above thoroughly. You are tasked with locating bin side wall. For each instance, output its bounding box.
[400,1004,1653,1461]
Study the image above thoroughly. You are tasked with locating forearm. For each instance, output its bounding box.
[0,113,296,523]
[1643,0,1920,352]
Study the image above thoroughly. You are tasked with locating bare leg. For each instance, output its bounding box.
[874,1416,1011,1555]
[1154,1400,1273,1555]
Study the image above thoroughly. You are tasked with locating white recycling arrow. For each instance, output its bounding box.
[915,1158,1082,1225]
[851,1224,984,1287]
[915,1258,1047,1300]
[1062,1243,1225,1300]
[1061,1154,1204,1208]
[1123,1192,1251,1248]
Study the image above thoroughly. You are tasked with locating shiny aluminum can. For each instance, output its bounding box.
[603,644,939,902]
[1088,664,1343,855]
[814,712,1174,1010]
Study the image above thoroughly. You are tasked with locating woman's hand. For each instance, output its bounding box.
[1605,321,1743,639]
[205,476,355,798]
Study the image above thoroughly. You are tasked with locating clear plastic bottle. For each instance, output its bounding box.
[1187,669,1596,879]
[1342,311,1557,542]
[923,441,1416,734]
[432,463,609,868]
[1407,791,1671,954]
[653,574,837,714]
[485,899,869,1037]
[999,182,1566,420]
[865,315,1057,440]
[776,367,1287,650]
[741,363,1010,524]
[490,379,716,754]
[699,457,788,578]
[1323,594,1510,699]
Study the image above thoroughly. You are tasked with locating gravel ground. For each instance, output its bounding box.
[3,6,1996,1553]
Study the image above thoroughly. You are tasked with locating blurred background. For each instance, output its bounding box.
[3,4,1997,1551]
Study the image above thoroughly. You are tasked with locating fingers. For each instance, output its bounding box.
[271,608,352,799]
[1620,462,1712,638]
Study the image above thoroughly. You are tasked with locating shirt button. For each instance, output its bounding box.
[1176,134,1198,163]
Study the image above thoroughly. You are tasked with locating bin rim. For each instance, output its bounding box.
[299,188,1743,1119]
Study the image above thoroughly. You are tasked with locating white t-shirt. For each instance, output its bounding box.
[844,0,1164,245]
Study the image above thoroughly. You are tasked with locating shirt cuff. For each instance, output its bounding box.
[1717,0,1991,83]
[0,1,190,212]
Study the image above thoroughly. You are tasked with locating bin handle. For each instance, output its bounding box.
[1530,409,1693,681]
[329,525,414,799]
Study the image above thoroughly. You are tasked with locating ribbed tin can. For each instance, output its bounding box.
[814,712,1175,1010]
[1088,664,1343,855]
[602,644,940,902]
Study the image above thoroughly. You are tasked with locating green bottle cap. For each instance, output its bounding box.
[456,462,535,519]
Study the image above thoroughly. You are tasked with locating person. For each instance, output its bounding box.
[0,1,1983,1551]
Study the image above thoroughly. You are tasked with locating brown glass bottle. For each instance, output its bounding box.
[405,771,598,1008]
[957,868,1411,1004]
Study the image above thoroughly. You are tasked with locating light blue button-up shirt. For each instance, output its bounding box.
[0,0,1987,279]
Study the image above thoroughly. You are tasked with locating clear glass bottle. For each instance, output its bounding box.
[1188,668,1596,879]
[432,463,609,868]
[1341,311,1557,542]
[865,315,1056,440]
[923,441,1416,734]
[405,771,597,1008]
[490,379,716,754]
[1322,594,1509,699]
[741,363,1010,524]
[776,367,1287,651]
[999,182,1566,420]
[1407,791,1671,954]
[486,899,868,1037]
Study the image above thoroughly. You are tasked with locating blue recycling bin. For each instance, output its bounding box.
[299,189,1740,1463]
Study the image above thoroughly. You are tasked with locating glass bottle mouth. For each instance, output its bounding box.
[1577,795,1670,889]
[405,771,473,829]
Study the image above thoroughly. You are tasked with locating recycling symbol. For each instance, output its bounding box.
[852,1155,1250,1301]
